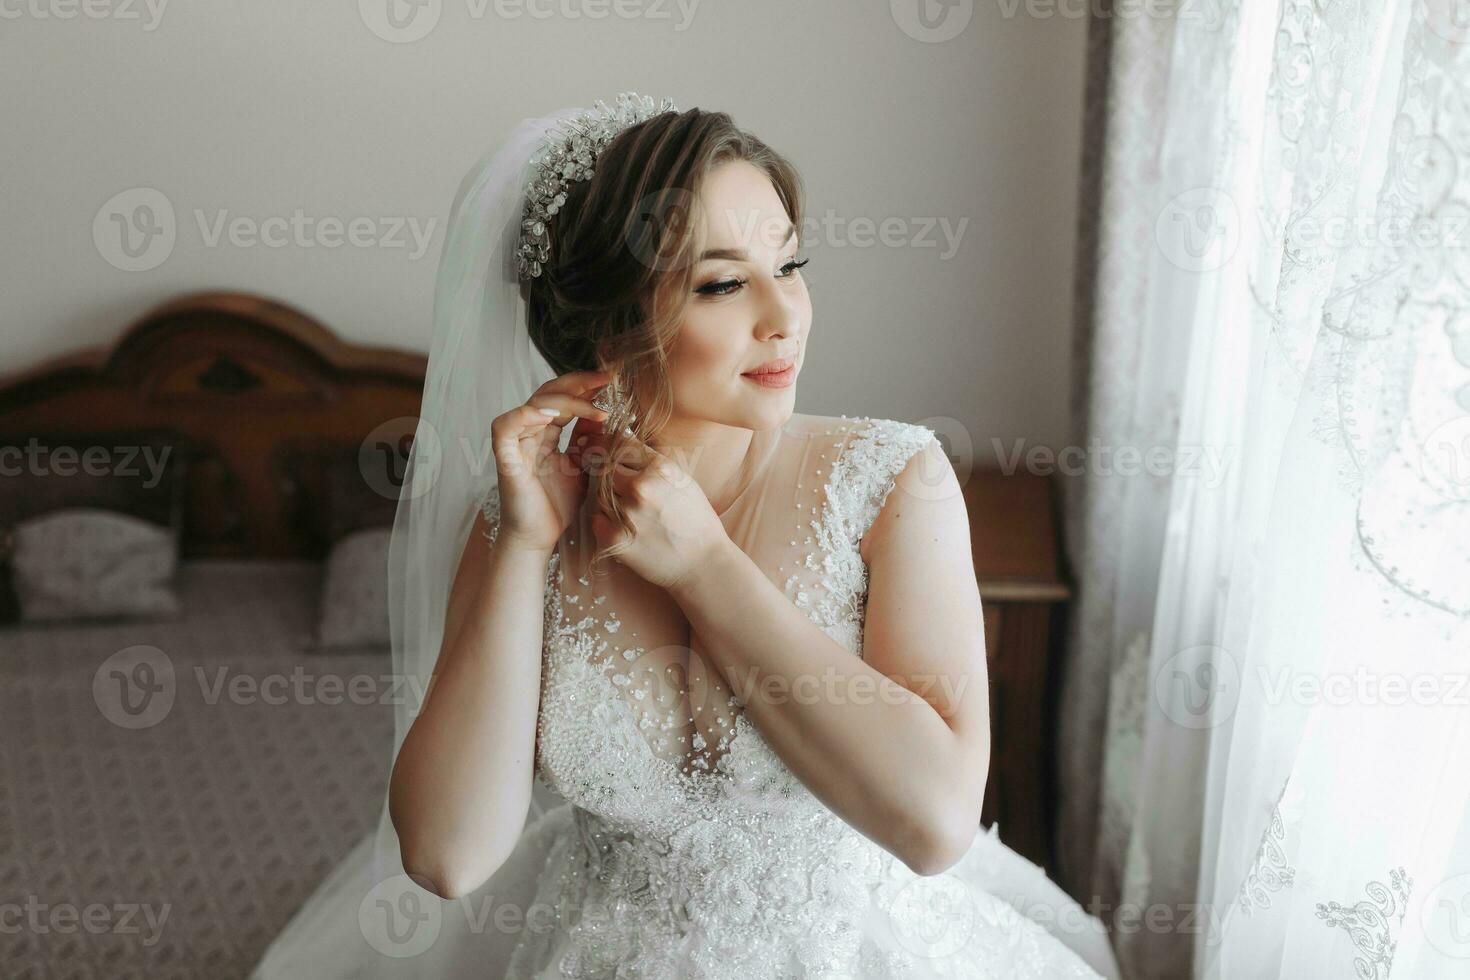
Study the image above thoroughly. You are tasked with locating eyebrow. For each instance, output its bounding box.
[696,222,796,263]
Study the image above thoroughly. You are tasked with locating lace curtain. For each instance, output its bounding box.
[1058,2,1470,977]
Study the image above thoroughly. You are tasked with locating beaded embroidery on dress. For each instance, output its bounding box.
[473,413,1112,980]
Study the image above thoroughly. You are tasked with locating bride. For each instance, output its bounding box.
[251,92,1119,979]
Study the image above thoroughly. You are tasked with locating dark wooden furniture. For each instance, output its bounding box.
[966,468,1071,876]
[0,291,428,558]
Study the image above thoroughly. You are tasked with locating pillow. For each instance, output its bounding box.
[8,508,182,622]
[0,430,189,623]
[314,526,392,651]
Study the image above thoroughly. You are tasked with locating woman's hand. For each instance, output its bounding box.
[490,368,611,554]
[578,428,733,591]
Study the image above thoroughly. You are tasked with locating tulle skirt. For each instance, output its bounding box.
[250,806,1120,979]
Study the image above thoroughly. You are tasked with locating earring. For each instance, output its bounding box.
[592,372,638,437]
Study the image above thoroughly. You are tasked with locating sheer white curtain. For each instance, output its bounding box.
[1061,2,1470,978]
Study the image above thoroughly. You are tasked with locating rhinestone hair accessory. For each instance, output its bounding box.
[516,91,679,281]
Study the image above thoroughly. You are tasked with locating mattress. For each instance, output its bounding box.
[0,560,394,979]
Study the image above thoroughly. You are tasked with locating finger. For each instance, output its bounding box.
[492,410,556,481]
[500,399,593,438]
[493,403,582,480]
[608,430,655,468]
[573,425,649,479]
[523,394,611,461]
[524,393,609,427]
[577,447,635,505]
[612,441,681,490]
[525,371,616,458]
[569,420,607,457]
[567,422,604,462]
[606,454,649,500]
[536,367,614,399]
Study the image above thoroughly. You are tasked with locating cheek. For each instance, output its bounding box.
[669,318,742,380]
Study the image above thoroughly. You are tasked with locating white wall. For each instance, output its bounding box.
[1,0,1086,468]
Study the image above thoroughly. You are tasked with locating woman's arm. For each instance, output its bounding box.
[387,504,551,900]
[668,440,990,876]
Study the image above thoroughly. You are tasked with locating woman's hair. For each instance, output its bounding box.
[522,106,804,575]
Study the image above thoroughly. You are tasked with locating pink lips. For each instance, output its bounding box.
[741,356,797,388]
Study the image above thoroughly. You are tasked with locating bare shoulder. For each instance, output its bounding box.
[858,422,963,563]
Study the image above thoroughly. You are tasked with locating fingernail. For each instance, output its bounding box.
[538,407,560,417]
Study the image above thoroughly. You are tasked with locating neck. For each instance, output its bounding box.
[650,418,758,514]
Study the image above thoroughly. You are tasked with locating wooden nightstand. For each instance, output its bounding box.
[963,467,1071,875]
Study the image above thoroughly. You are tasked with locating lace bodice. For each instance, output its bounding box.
[479,414,1103,980]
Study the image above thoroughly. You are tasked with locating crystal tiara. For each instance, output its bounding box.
[515,91,679,281]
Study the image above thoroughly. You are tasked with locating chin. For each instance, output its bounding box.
[739,392,796,430]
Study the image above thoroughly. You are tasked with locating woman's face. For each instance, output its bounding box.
[663,159,811,432]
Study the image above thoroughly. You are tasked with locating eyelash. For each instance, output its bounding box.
[695,257,809,297]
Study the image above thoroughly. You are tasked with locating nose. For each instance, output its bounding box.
[752,275,803,343]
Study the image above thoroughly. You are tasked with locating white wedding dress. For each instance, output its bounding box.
[252,413,1119,980]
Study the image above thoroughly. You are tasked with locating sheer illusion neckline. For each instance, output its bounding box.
[710,425,781,520]
[550,423,794,780]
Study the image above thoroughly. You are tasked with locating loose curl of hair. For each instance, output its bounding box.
[521,105,804,577]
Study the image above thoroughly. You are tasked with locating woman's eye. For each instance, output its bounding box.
[695,258,808,297]
[697,277,745,296]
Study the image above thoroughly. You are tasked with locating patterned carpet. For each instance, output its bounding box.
[0,561,394,979]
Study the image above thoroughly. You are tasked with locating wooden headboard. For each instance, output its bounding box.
[0,291,428,558]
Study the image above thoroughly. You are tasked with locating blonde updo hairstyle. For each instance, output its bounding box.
[521,106,805,576]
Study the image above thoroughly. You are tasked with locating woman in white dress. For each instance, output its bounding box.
[250,93,1120,980]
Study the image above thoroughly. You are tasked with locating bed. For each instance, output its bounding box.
[0,292,426,979]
